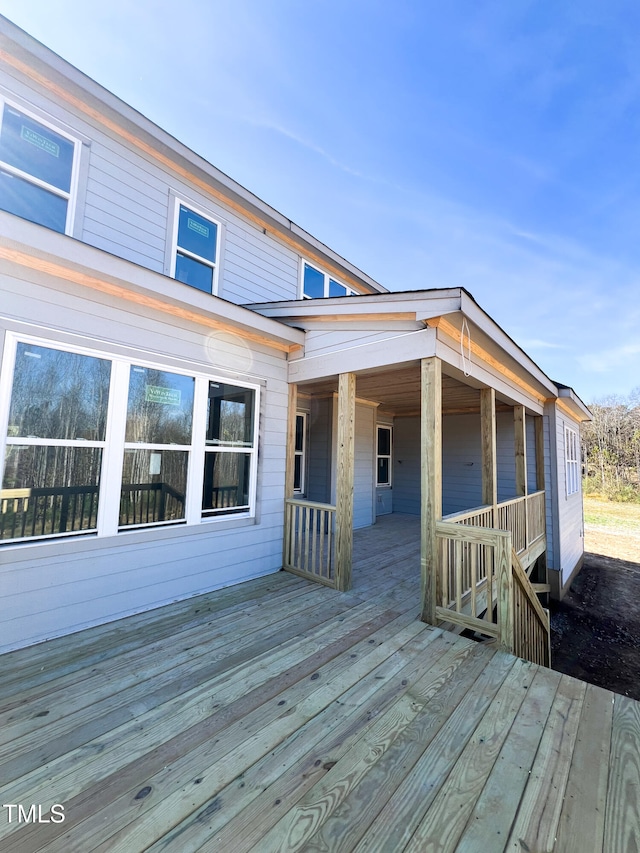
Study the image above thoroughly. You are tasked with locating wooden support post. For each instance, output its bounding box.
[535,415,545,492]
[420,356,442,624]
[497,533,514,653]
[480,388,497,519]
[282,384,297,567]
[514,405,527,498]
[335,372,355,592]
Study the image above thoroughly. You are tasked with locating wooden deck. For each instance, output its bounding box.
[1,514,638,852]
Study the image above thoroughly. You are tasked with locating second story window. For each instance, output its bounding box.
[0,101,79,234]
[172,201,220,294]
[302,261,356,299]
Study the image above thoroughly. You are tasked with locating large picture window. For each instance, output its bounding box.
[0,101,79,234]
[0,337,259,543]
[172,200,220,294]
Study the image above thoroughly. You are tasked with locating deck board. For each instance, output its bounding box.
[1,514,637,852]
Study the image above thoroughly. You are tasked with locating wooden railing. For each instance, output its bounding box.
[512,548,551,666]
[434,520,550,666]
[443,490,546,563]
[283,498,336,587]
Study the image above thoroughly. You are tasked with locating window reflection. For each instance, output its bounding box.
[120,449,187,526]
[202,452,250,513]
[8,344,110,441]
[206,383,254,446]
[125,367,194,445]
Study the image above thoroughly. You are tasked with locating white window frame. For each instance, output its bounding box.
[300,260,357,299]
[565,425,580,497]
[0,333,260,544]
[293,412,307,494]
[170,196,221,295]
[0,96,81,236]
[376,425,392,487]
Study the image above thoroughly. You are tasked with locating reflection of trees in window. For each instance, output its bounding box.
[203,382,255,514]
[125,367,194,445]
[2,344,110,539]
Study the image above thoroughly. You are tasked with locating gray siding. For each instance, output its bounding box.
[555,410,585,585]
[0,266,290,654]
[353,404,375,529]
[496,411,517,502]
[307,398,333,504]
[393,416,421,515]
[442,414,482,515]
[0,69,301,305]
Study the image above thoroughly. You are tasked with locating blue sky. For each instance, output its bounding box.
[2,0,639,403]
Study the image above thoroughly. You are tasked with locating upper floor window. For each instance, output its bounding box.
[565,426,580,496]
[0,100,79,234]
[171,200,220,294]
[302,261,356,299]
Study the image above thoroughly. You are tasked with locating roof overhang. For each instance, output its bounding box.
[556,386,592,422]
[0,212,305,353]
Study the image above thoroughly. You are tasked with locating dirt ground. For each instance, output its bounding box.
[550,497,640,700]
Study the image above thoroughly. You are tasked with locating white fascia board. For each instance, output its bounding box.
[459,291,560,398]
[288,327,437,383]
[249,289,463,324]
[0,18,386,296]
[558,387,592,422]
[0,213,305,349]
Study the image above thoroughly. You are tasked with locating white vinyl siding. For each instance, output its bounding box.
[0,256,290,654]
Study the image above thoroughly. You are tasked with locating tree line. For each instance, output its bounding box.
[582,388,640,501]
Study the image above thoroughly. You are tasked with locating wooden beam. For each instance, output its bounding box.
[335,373,355,592]
[480,388,497,509]
[497,533,514,653]
[420,356,442,624]
[535,415,545,492]
[284,385,298,500]
[514,405,527,498]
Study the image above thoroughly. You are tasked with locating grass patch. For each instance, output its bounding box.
[583,495,640,532]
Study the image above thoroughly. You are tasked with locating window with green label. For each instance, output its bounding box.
[173,201,220,294]
[0,338,259,542]
[0,101,78,234]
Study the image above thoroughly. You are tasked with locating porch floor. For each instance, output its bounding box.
[1,515,638,852]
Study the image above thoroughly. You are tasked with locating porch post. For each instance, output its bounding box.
[284,384,298,500]
[480,387,497,520]
[335,372,355,592]
[420,356,442,624]
[514,405,527,498]
[282,384,297,567]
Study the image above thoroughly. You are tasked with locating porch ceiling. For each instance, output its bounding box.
[298,366,514,416]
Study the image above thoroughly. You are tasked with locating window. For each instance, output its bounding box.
[377,426,392,486]
[293,413,307,493]
[0,336,259,543]
[565,426,580,496]
[302,261,356,299]
[203,382,256,515]
[171,200,220,294]
[0,100,79,234]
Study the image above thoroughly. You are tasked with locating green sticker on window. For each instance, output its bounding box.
[21,125,60,157]
[145,385,182,405]
[187,217,209,238]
